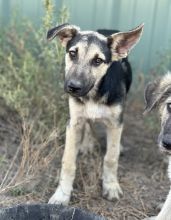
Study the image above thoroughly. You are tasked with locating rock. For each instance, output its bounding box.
[0,204,106,220]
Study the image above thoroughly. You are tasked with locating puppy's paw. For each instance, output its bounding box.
[156,202,164,211]
[143,217,156,220]
[79,142,94,155]
[80,136,99,155]
[120,143,124,153]
[103,181,123,201]
[48,186,71,205]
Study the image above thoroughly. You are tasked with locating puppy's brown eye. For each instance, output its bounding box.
[69,50,77,59]
[167,103,171,113]
[92,57,103,66]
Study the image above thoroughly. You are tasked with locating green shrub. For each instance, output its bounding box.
[153,48,171,75]
[0,1,70,203]
[0,0,69,131]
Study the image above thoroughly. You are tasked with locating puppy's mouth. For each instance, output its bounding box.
[64,83,94,98]
[159,143,171,155]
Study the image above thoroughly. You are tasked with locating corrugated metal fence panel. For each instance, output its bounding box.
[64,0,171,73]
[0,0,171,73]
[0,0,44,25]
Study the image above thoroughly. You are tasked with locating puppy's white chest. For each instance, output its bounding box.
[84,102,112,120]
[168,157,171,181]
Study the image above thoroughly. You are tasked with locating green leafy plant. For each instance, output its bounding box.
[152,47,171,75]
[0,0,69,130]
[0,0,69,205]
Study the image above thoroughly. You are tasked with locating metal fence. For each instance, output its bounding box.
[1,0,171,73]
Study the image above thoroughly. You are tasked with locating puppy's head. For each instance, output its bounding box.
[47,23,143,98]
[144,73,171,154]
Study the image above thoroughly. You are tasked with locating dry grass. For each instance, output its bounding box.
[1,1,169,218]
[0,91,169,219]
[0,110,64,207]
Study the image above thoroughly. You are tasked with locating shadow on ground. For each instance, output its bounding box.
[0,91,169,220]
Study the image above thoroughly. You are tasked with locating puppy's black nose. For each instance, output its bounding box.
[162,135,171,150]
[67,80,82,94]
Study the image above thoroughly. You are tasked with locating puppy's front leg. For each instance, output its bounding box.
[48,119,83,205]
[144,189,171,220]
[144,159,171,220]
[80,121,99,155]
[102,122,123,200]
[143,192,171,220]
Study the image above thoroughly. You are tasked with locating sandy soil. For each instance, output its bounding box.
[0,93,170,220]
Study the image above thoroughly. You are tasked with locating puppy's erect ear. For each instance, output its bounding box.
[108,23,144,60]
[47,23,80,46]
[144,80,160,114]
[144,79,171,114]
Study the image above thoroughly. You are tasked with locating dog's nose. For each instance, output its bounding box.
[162,135,171,150]
[67,80,82,94]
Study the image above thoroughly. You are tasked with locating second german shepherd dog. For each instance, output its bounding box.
[47,23,143,204]
[144,73,171,220]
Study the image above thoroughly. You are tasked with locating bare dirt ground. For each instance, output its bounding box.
[0,91,170,220]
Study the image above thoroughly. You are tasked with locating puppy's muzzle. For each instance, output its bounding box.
[65,79,91,97]
[64,79,87,97]
[162,134,171,151]
[66,79,82,94]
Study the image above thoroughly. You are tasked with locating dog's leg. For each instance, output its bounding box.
[155,190,171,220]
[48,119,83,205]
[102,123,123,200]
[143,218,156,220]
[80,121,99,155]
[144,159,171,220]
[143,189,171,220]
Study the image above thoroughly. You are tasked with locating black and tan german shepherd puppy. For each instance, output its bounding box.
[47,23,143,204]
